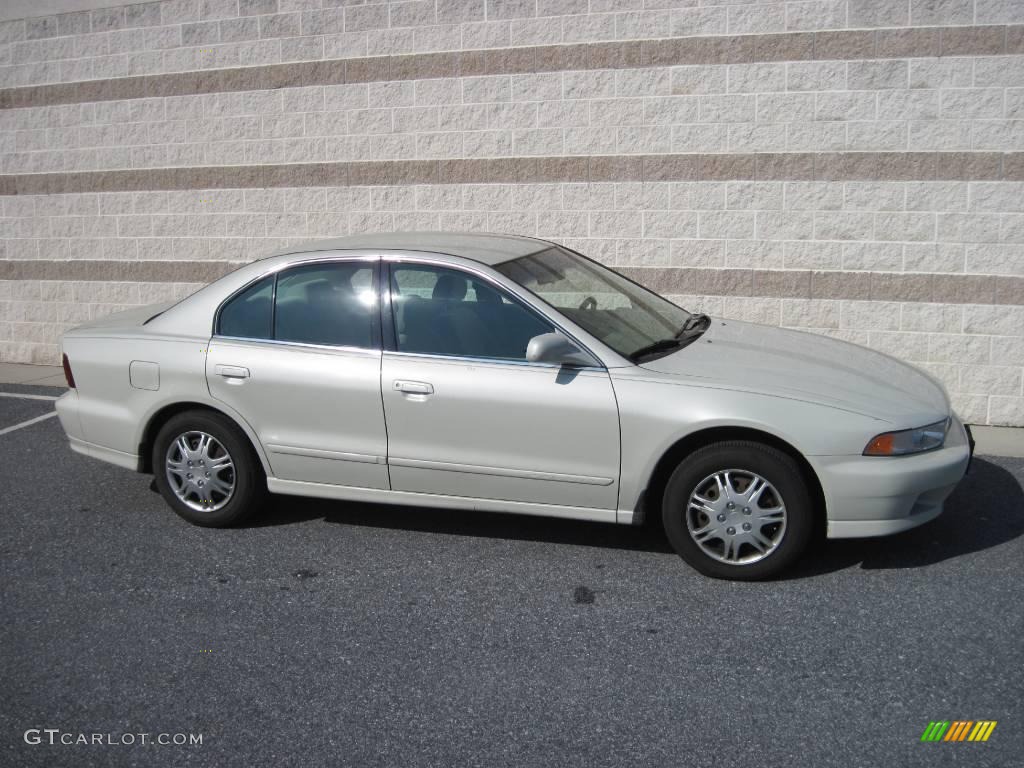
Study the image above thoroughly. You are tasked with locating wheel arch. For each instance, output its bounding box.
[137,400,271,477]
[635,426,827,534]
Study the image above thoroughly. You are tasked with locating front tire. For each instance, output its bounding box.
[662,441,815,580]
[152,410,267,527]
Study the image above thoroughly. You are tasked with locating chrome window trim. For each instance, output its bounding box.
[212,253,382,351]
[382,348,605,372]
[212,335,383,357]
[382,252,607,370]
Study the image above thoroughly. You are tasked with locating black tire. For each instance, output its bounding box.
[152,409,267,528]
[662,441,815,580]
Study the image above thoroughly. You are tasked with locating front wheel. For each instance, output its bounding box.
[152,410,267,527]
[662,441,815,580]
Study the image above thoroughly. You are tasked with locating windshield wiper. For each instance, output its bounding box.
[676,313,710,336]
[629,337,699,362]
[630,314,712,362]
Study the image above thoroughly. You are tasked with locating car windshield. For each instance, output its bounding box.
[495,246,694,359]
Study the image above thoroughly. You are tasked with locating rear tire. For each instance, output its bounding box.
[152,410,267,528]
[662,440,814,580]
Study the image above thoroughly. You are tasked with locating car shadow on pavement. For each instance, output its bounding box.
[257,495,675,554]
[252,456,1021,574]
[788,456,1024,578]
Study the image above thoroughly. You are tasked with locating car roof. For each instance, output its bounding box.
[270,231,552,266]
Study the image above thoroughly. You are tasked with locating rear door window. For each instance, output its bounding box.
[274,262,377,349]
[217,261,379,350]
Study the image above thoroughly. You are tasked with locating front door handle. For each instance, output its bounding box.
[215,365,250,379]
[393,380,433,395]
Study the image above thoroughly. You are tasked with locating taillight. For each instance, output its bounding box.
[62,353,76,388]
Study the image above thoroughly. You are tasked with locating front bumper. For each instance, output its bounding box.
[812,416,972,539]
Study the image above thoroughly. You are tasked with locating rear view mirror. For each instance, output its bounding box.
[526,333,595,367]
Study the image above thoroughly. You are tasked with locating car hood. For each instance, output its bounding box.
[638,319,949,426]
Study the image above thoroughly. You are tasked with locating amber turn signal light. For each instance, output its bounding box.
[864,433,895,455]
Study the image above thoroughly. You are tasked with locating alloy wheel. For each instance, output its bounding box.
[165,431,236,512]
[686,469,787,565]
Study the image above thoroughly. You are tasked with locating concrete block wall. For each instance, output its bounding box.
[0,0,1022,425]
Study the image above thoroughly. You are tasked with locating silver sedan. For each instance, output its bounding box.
[56,232,972,579]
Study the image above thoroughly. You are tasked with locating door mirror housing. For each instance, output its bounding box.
[526,333,595,367]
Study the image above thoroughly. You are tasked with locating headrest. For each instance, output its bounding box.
[432,273,467,301]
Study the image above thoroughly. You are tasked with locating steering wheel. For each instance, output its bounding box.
[578,296,598,311]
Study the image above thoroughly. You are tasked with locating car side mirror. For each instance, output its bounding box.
[526,332,595,367]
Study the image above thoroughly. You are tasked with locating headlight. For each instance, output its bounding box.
[863,419,948,456]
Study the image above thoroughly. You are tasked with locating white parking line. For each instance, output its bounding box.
[0,392,59,402]
[0,412,58,436]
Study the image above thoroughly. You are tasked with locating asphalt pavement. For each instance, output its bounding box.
[1,385,1021,768]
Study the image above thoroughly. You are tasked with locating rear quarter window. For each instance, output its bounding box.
[217,275,273,339]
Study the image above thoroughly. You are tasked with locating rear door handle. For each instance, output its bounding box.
[215,365,250,379]
[393,380,433,395]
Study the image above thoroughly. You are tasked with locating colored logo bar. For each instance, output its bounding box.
[921,721,997,742]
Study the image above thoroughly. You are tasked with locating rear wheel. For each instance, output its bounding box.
[662,441,814,580]
[152,410,266,527]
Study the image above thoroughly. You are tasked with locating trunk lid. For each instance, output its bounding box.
[63,302,176,334]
